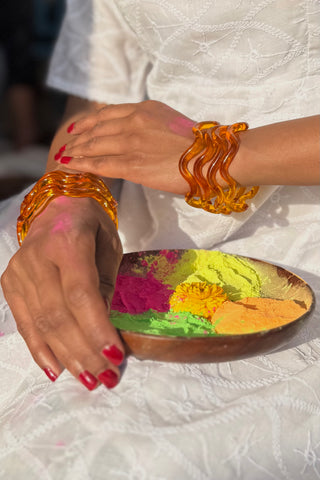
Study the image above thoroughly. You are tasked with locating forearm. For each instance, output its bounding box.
[231,115,320,186]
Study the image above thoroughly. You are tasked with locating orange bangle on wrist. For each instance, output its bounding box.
[179,121,259,215]
[17,171,118,246]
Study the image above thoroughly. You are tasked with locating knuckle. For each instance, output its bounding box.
[6,254,21,274]
[34,307,67,334]
[132,109,149,126]
[0,270,9,291]
[17,321,31,340]
[66,284,93,308]
[33,312,52,334]
[86,136,98,154]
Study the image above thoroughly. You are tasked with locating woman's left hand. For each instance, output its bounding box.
[54,100,196,195]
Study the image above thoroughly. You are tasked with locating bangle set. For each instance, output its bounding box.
[17,171,118,246]
[179,121,259,214]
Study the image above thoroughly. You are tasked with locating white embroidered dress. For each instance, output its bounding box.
[0,1,319,478]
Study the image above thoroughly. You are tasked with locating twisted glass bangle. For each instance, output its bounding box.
[17,171,118,246]
[179,121,259,215]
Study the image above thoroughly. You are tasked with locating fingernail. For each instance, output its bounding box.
[60,156,72,164]
[102,344,124,366]
[67,122,75,133]
[59,144,67,152]
[54,151,62,161]
[79,370,98,391]
[43,367,58,382]
[98,369,119,389]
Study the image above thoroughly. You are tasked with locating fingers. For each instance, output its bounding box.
[58,233,124,366]
[1,269,63,381]
[53,153,128,178]
[61,132,131,159]
[67,103,136,135]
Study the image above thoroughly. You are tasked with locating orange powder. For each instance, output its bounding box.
[211,297,307,334]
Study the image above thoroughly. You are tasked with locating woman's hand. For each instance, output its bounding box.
[1,197,124,390]
[54,100,196,195]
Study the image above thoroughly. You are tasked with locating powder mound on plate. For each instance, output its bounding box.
[169,282,227,319]
[211,297,307,334]
[111,273,174,314]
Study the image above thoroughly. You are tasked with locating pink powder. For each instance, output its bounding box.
[169,116,195,136]
[159,249,179,264]
[51,213,73,233]
[111,273,174,314]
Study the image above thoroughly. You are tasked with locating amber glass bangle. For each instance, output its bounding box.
[17,171,118,246]
[179,121,259,215]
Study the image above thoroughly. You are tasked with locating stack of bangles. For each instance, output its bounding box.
[16,171,118,246]
[179,121,259,214]
[16,121,259,245]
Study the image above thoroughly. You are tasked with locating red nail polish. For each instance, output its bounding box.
[98,369,118,389]
[43,367,58,382]
[102,345,124,366]
[59,144,66,152]
[54,151,62,161]
[67,122,75,133]
[60,156,72,164]
[79,370,98,391]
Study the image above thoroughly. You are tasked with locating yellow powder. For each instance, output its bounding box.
[165,250,261,300]
[211,297,307,334]
[169,282,227,319]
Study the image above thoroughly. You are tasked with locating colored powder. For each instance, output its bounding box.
[165,250,262,300]
[110,309,217,337]
[211,297,307,334]
[169,282,227,318]
[132,249,180,282]
[111,272,174,314]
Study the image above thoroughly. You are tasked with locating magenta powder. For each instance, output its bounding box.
[111,273,174,314]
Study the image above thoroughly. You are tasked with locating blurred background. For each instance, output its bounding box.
[0,0,66,200]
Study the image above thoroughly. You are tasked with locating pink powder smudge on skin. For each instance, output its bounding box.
[0,332,4,337]
[169,116,195,136]
[51,214,73,233]
[111,273,174,314]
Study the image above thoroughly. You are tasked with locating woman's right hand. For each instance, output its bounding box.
[1,196,124,390]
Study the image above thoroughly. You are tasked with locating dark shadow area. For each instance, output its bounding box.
[0,0,67,199]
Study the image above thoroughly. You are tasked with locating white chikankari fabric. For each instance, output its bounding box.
[0,0,320,478]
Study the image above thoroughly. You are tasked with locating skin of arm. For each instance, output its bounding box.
[54,100,319,192]
[1,96,125,391]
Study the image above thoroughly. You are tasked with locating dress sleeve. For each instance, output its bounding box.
[46,0,151,104]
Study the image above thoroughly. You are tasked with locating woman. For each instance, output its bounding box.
[0,1,319,477]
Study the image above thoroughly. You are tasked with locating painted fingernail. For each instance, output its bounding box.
[60,156,72,164]
[54,151,62,161]
[98,369,119,389]
[67,122,75,133]
[43,367,58,382]
[78,370,98,391]
[102,345,124,366]
[59,144,67,152]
